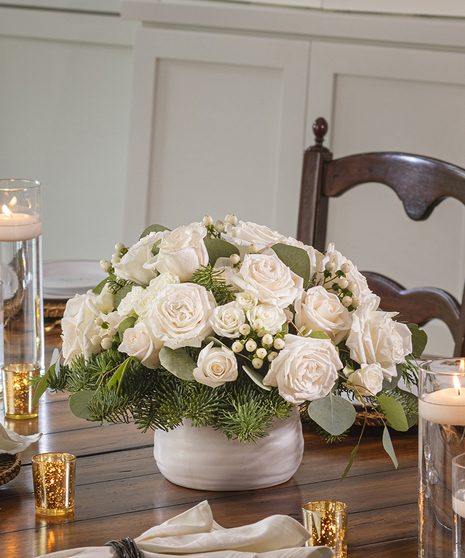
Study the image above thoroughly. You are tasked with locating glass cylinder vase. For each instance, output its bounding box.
[0,180,44,386]
[419,358,465,558]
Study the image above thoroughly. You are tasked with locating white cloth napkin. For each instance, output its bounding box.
[0,422,42,454]
[38,500,334,558]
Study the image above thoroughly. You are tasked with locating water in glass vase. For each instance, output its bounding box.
[0,236,44,371]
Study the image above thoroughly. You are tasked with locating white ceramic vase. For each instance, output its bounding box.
[153,407,304,491]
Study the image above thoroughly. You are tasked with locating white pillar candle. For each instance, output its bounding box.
[0,212,42,241]
[419,388,465,425]
[453,492,465,519]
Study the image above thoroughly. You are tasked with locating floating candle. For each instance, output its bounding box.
[0,205,42,241]
[419,372,465,426]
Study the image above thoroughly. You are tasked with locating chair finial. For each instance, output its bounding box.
[311,118,328,151]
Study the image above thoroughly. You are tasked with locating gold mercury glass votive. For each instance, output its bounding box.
[2,363,40,419]
[32,453,76,516]
[302,501,348,558]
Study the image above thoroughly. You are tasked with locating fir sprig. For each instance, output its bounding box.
[192,264,236,306]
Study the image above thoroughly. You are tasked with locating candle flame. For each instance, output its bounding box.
[2,205,12,218]
[9,196,17,206]
[454,374,461,396]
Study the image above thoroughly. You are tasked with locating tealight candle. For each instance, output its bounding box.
[302,501,348,558]
[32,453,76,516]
[2,363,40,419]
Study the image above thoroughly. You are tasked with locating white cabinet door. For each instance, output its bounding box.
[308,41,465,355]
[124,27,309,242]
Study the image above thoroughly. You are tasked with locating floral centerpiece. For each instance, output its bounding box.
[37,215,426,478]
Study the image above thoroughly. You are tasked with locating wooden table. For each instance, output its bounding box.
[0,329,419,558]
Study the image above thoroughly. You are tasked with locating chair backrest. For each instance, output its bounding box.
[297,117,465,357]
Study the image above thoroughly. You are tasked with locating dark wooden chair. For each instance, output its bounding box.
[297,117,465,357]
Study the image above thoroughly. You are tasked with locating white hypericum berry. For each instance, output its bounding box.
[115,242,125,252]
[245,340,257,352]
[339,278,349,289]
[342,296,353,307]
[203,215,214,226]
[111,253,121,265]
[348,281,357,293]
[252,319,264,331]
[268,351,278,362]
[273,338,285,350]
[261,333,273,346]
[239,324,251,336]
[341,262,351,274]
[215,220,225,233]
[325,261,336,272]
[232,341,243,353]
[256,348,267,359]
[249,243,259,254]
[225,214,238,226]
[101,337,113,350]
[100,259,111,273]
[252,358,264,369]
[91,335,102,346]
[95,316,104,326]
[229,253,240,265]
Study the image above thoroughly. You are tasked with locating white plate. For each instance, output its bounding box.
[43,260,106,300]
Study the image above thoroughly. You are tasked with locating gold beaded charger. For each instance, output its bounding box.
[0,453,21,486]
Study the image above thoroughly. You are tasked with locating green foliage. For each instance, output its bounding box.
[204,238,239,267]
[315,424,349,443]
[377,394,408,432]
[192,264,236,306]
[271,243,310,287]
[139,223,170,239]
[308,394,356,436]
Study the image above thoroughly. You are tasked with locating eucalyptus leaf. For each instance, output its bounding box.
[309,331,330,340]
[378,394,408,431]
[114,285,134,310]
[204,336,227,348]
[32,364,54,405]
[382,426,398,468]
[408,323,428,358]
[271,244,310,286]
[69,390,97,420]
[242,365,271,391]
[107,358,132,393]
[382,364,402,391]
[204,238,239,267]
[340,443,359,481]
[92,277,109,295]
[118,317,137,340]
[159,347,196,381]
[308,395,356,436]
[140,224,170,239]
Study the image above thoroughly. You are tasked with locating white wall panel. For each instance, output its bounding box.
[308,42,465,355]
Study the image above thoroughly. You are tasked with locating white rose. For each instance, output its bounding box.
[117,286,144,318]
[235,290,258,312]
[152,225,209,282]
[193,341,238,388]
[346,304,412,379]
[95,283,115,314]
[146,272,180,296]
[118,322,163,369]
[222,221,286,255]
[263,334,342,405]
[144,283,216,349]
[247,303,287,335]
[347,363,384,397]
[228,253,303,309]
[295,286,352,345]
[113,231,163,285]
[211,301,245,338]
[61,291,102,365]
[134,289,157,320]
[317,243,377,305]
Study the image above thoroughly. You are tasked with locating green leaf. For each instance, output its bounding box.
[118,317,137,340]
[107,358,132,393]
[382,363,402,391]
[340,443,359,481]
[271,244,310,286]
[139,224,170,239]
[408,323,428,358]
[378,394,408,431]
[32,349,61,405]
[382,426,398,468]
[204,238,239,267]
[309,330,330,340]
[204,336,227,348]
[114,285,134,309]
[159,346,197,381]
[242,365,271,391]
[69,390,97,420]
[92,277,108,295]
[308,395,356,436]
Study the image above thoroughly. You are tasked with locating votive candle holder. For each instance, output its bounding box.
[302,500,348,558]
[2,363,40,418]
[32,453,76,516]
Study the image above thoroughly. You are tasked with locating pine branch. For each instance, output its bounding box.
[192,265,236,306]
